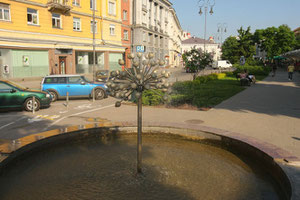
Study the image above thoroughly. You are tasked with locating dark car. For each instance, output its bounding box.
[41,75,108,102]
[0,80,51,111]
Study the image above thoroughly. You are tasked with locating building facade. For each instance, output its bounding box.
[168,8,182,68]
[0,0,125,78]
[121,0,132,68]
[131,0,172,62]
[182,37,221,61]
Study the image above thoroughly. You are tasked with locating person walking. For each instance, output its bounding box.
[287,61,295,81]
[271,60,277,77]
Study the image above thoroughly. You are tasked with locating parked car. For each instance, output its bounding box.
[0,80,51,111]
[41,75,108,102]
[212,60,233,69]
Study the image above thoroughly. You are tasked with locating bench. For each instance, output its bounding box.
[236,73,251,86]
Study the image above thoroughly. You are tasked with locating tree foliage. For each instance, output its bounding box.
[182,47,213,80]
[221,36,239,64]
[222,26,255,64]
[253,25,296,58]
[222,25,297,63]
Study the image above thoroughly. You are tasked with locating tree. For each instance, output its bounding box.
[253,25,296,58]
[221,26,255,64]
[294,34,300,50]
[182,47,213,80]
[221,36,239,64]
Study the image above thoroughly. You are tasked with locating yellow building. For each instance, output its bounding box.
[0,0,124,78]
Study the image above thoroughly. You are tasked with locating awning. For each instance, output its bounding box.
[283,49,300,60]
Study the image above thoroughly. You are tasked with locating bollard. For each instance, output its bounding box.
[32,96,35,114]
[66,92,69,108]
[92,88,95,102]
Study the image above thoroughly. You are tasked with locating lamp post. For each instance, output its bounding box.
[198,0,215,52]
[217,23,227,47]
[106,52,171,173]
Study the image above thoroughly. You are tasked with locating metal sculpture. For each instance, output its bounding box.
[106,52,171,173]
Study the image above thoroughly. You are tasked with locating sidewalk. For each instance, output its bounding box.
[94,69,300,159]
[4,69,300,159]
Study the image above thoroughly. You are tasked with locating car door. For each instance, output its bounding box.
[0,82,21,108]
[67,76,90,96]
[56,77,68,97]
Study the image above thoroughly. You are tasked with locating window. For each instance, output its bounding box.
[0,3,10,21]
[123,10,127,20]
[68,77,82,84]
[109,24,115,35]
[72,0,80,6]
[90,0,96,10]
[90,20,97,33]
[73,17,81,31]
[0,83,12,90]
[27,8,38,25]
[52,13,61,28]
[123,30,128,40]
[108,1,116,15]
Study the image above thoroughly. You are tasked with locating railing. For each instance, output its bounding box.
[47,0,71,13]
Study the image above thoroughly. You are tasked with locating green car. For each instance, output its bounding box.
[0,80,51,111]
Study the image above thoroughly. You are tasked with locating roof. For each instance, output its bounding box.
[182,37,215,45]
[44,74,82,78]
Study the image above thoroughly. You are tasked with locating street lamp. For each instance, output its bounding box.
[106,52,171,174]
[198,0,215,52]
[217,23,227,46]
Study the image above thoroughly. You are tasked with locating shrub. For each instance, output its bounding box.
[141,89,164,106]
[233,65,271,76]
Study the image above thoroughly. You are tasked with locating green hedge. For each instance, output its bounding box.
[233,64,271,76]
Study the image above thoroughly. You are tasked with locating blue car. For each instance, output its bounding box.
[41,75,108,102]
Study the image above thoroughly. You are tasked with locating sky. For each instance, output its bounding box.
[171,0,300,43]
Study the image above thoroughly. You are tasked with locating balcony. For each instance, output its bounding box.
[47,0,72,14]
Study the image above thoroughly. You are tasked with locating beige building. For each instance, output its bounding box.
[167,8,183,68]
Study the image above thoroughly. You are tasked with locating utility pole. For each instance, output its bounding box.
[92,0,96,82]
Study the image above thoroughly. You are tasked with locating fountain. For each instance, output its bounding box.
[0,53,295,199]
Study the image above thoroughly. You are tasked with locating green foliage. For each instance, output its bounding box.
[170,74,244,108]
[141,89,164,106]
[253,25,296,57]
[295,34,300,50]
[182,47,213,80]
[233,65,271,76]
[221,36,240,64]
[222,27,255,64]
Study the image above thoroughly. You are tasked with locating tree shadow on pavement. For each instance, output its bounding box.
[213,74,300,119]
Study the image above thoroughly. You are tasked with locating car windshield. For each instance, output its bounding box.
[7,81,27,90]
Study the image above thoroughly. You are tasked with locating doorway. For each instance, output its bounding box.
[59,57,66,74]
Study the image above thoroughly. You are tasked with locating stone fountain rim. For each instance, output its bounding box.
[0,121,299,200]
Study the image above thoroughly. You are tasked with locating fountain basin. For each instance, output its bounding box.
[0,125,295,200]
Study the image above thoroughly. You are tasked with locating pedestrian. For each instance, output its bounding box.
[271,60,277,77]
[287,61,295,81]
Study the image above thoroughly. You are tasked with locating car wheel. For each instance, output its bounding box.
[49,90,58,102]
[94,88,105,100]
[24,97,40,112]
